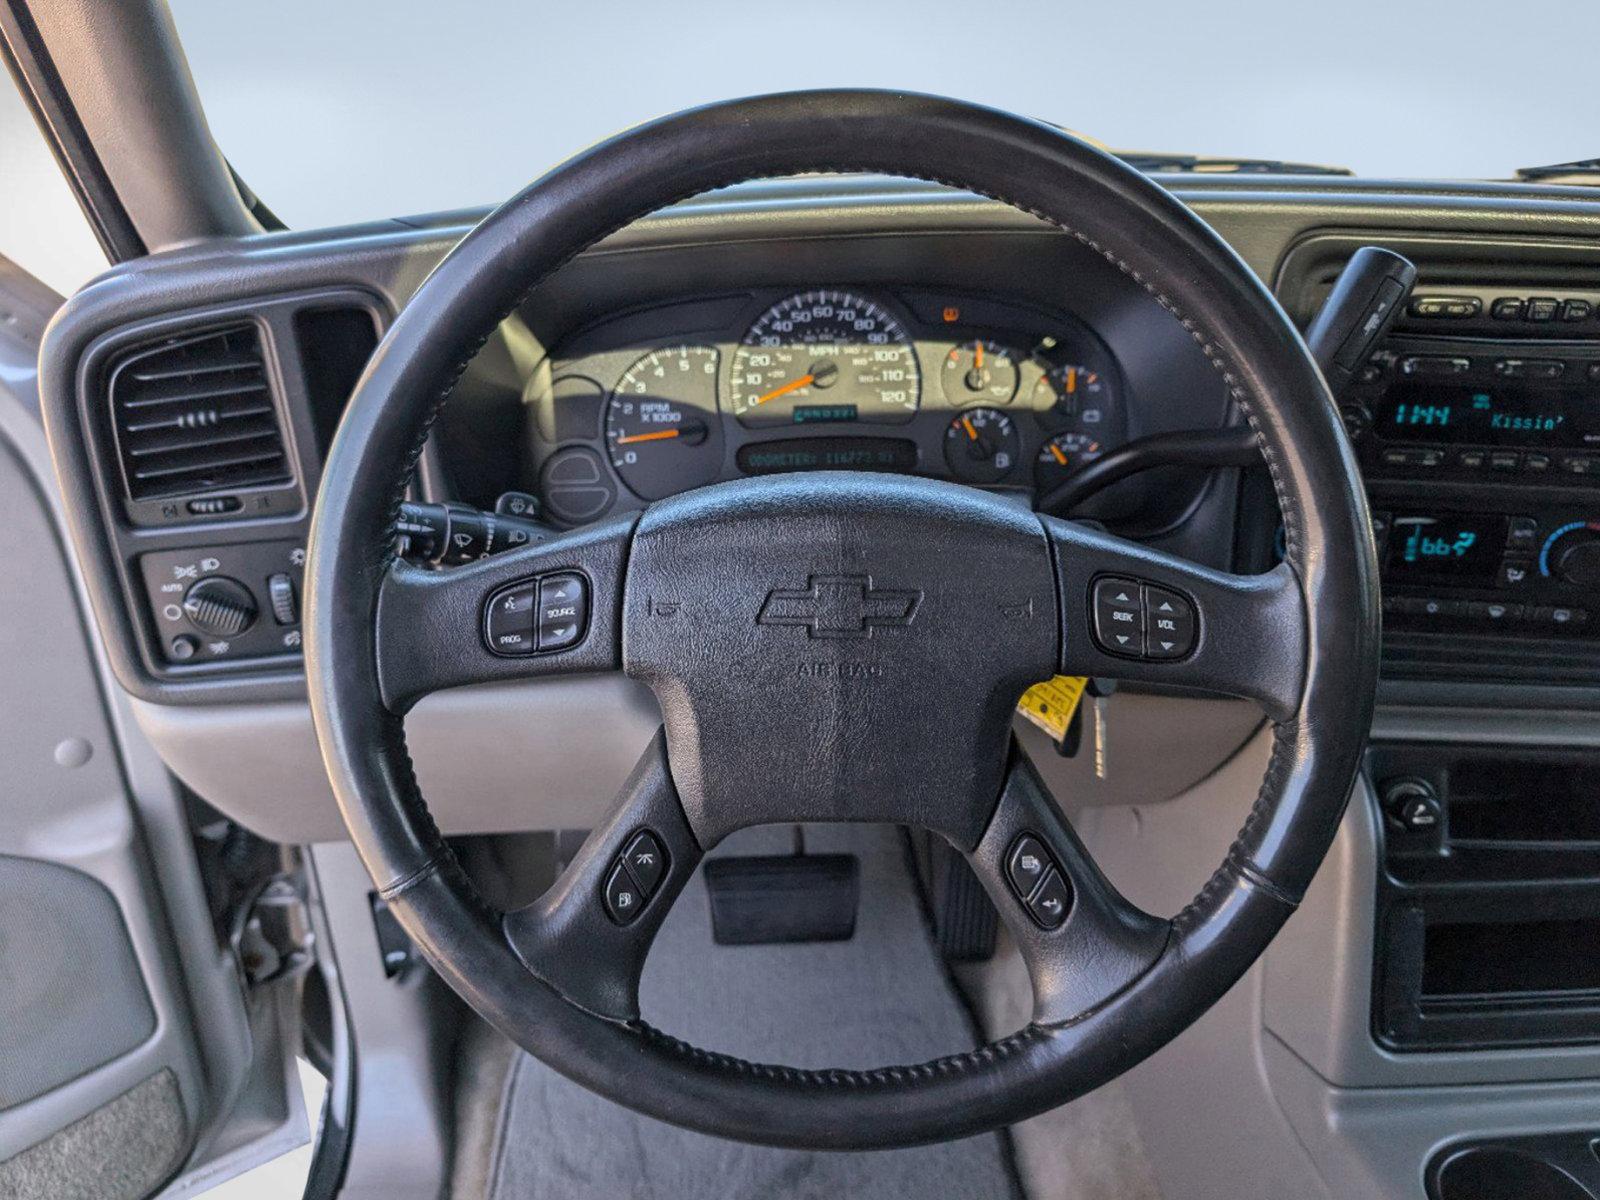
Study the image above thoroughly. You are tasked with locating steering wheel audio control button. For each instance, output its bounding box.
[1143,586,1196,659]
[485,582,538,654]
[1091,576,1198,661]
[1026,869,1073,930]
[1092,577,1144,657]
[1005,835,1051,896]
[482,572,591,656]
[603,861,645,924]
[1003,832,1073,929]
[621,831,666,897]
[537,573,589,650]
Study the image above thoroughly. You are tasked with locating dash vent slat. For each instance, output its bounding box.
[108,324,292,501]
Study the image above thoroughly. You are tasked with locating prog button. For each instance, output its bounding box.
[485,583,537,654]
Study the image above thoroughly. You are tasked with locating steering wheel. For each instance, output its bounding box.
[305,90,1378,1150]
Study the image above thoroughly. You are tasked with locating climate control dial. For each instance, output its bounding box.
[1540,521,1600,589]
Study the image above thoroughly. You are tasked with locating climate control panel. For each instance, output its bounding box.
[1377,508,1600,637]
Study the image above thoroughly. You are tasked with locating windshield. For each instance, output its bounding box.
[170,0,1596,230]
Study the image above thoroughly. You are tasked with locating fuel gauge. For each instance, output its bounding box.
[941,340,1019,406]
[944,407,1020,484]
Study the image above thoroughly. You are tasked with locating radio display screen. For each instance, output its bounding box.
[1385,513,1508,583]
[1375,384,1595,447]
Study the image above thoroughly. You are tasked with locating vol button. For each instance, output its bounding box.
[1143,586,1196,659]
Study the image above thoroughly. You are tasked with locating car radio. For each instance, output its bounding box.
[1342,325,1600,642]
[1346,335,1600,487]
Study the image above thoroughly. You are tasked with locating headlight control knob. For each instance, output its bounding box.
[182,576,259,637]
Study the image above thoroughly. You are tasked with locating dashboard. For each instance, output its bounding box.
[525,287,1128,523]
[38,171,1600,728]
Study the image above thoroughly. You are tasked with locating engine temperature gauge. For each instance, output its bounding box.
[944,408,1020,484]
[1034,431,1104,493]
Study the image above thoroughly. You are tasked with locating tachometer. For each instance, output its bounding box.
[605,346,721,500]
[729,291,920,426]
[1035,430,1104,493]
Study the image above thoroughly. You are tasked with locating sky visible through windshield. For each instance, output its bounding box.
[104,2,1600,231]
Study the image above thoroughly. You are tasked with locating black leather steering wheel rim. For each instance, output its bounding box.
[305,89,1379,1150]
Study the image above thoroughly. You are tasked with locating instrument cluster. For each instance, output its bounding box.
[528,288,1128,524]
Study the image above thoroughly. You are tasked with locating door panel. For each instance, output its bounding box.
[0,258,288,1198]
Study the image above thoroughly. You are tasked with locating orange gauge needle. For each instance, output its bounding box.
[1048,443,1068,465]
[615,428,681,445]
[753,374,814,406]
[1065,367,1077,395]
[962,417,979,441]
[973,341,985,369]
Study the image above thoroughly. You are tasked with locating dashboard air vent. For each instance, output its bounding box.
[108,323,291,500]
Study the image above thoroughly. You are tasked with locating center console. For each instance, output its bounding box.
[1337,284,1600,683]
[1338,279,1600,1052]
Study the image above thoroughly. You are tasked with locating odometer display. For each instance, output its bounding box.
[729,291,920,426]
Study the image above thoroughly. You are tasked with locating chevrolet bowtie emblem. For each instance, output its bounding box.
[757,574,921,639]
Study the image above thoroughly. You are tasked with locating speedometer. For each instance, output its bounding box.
[729,291,920,426]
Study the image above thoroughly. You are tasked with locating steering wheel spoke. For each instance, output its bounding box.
[374,513,635,712]
[503,731,701,1021]
[970,743,1168,1024]
[1044,514,1307,722]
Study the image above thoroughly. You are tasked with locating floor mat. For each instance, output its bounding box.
[489,824,1024,1200]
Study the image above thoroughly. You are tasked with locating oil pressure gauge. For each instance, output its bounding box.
[941,340,1019,406]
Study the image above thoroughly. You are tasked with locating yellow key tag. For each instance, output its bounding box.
[1015,675,1089,743]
